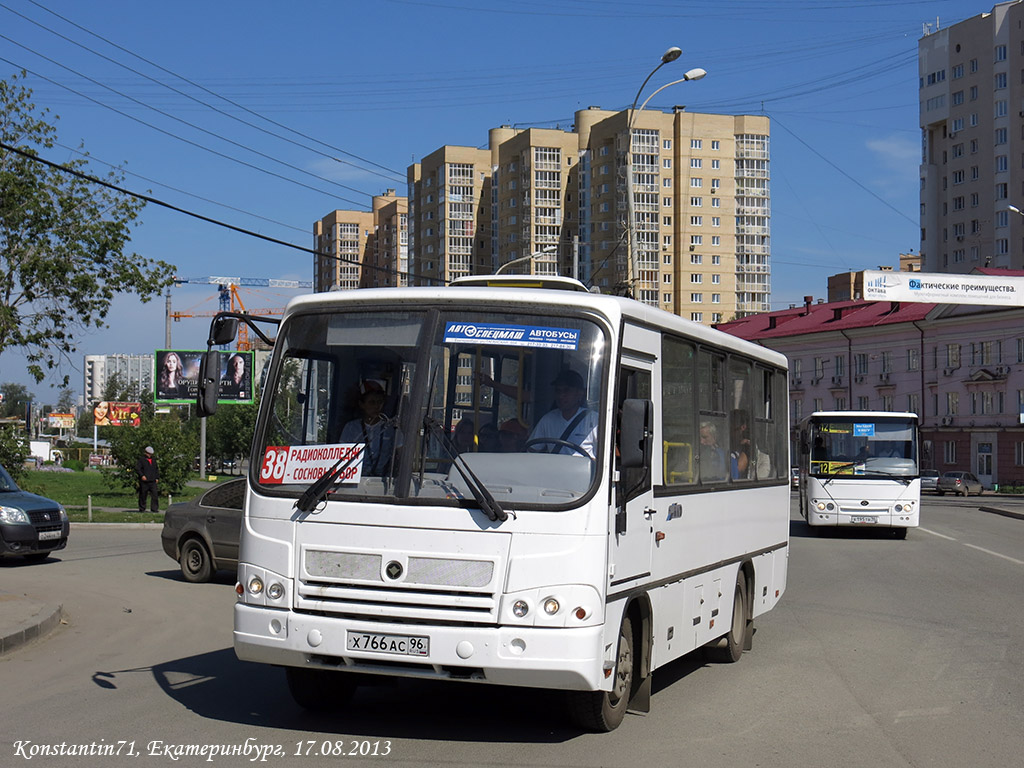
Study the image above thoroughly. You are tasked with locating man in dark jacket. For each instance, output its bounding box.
[136,446,159,513]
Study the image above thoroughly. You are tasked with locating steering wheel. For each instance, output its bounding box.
[525,437,593,462]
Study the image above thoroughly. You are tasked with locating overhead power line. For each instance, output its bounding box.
[13,0,407,184]
[0,140,440,286]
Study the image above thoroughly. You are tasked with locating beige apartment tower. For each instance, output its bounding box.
[313,190,409,292]
[407,145,493,286]
[407,108,770,325]
[919,1,1024,272]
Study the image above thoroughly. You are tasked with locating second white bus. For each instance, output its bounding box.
[796,411,920,538]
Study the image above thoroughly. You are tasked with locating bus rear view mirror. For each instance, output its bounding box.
[620,398,653,469]
[197,350,222,417]
[210,316,239,346]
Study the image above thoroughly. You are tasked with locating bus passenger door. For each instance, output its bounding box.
[612,361,654,589]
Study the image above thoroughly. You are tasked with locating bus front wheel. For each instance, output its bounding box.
[568,615,634,732]
[285,666,357,711]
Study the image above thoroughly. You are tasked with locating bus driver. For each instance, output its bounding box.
[528,369,598,459]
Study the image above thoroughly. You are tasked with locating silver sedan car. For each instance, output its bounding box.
[936,471,984,497]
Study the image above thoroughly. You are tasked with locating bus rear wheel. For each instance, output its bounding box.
[568,615,634,732]
[285,666,357,711]
[705,573,749,663]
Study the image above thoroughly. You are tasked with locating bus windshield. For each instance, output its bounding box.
[255,307,608,509]
[808,415,918,478]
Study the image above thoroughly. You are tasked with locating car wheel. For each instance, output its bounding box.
[179,538,213,583]
[568,615,634,732]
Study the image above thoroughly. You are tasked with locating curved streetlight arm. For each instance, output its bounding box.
[637,70,708,112]
[495,245,557,275]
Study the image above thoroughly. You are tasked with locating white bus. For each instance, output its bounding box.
[203,275,790,731]
[796,411,920,538]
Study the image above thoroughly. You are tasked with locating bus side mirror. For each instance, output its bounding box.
[197,350,221,417]
[210,316,239,346]
[620,398,653,469]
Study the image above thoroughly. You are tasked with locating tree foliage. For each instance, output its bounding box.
[101,418,197,496]
[0,425,29,479]
[0,380,30,419]
[206,400,259,464]
[0,72,175,384]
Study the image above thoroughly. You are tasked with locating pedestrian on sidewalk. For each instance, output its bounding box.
[136,446,160,513]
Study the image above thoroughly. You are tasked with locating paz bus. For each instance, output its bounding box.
[197,275,790,731]
[796,411,920,538]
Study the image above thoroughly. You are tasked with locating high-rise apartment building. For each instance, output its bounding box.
[919,1,1024,272]
[407,108,770,324]
[407,146,493,286]
[313,190,409,292]
[83,354,153,403]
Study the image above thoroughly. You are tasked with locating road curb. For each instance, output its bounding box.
[978,505,1024,522]
[69,522,164,529]
[0,593,64,656]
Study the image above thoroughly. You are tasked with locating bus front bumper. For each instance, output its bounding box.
[234,602,609,691]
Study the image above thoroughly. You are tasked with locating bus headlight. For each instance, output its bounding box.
[267,582,285,600]
[512,600,530,618]
[543,598,560,615]
[815,502,826,511]
[248,576,264,596]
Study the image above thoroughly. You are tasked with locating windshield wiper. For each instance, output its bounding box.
[423,416,507,523]
[294,448,366,513]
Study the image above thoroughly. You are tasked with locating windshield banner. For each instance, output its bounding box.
[443,322,580,350]
[260,444,364,485]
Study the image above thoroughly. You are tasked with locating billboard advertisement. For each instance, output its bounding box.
[862,270,1024,306]
[93,401,141,427]
[47,413,75,429]
[154,349,255,405]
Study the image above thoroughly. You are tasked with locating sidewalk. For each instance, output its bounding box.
[0,591,63,655]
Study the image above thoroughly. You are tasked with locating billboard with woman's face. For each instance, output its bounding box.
[154,349,254,404]
[93,401,141,427]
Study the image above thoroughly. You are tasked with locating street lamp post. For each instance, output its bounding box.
[496,245,557,275]
[624,47,706,299]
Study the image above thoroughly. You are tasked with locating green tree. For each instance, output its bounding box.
[207,400,259,468]
[56,386,76,413]
[0,381,30,419]
[0,425,29,479]
[101,418,197,496]
[0,72,174,385]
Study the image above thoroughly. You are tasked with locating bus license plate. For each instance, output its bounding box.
[347,632,429,657]
[850,515,875,524]
[38,530,62,540]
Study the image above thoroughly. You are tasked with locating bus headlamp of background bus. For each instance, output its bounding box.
[502,585,601,627]
[235,564,291,607]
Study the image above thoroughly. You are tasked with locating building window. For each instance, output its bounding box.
[946,391,958,415]
[944,441,956,465]
[907,348,919,371]
[858,396,870,410]
[711,140,720,150]
[995,45,1007,62]
[691,139,702,149]
[855,353,868,375]
[689,158,700,168]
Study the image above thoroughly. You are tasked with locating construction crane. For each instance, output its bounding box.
[169,276,313,350]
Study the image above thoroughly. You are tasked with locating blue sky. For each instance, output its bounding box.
[0,0,974,400]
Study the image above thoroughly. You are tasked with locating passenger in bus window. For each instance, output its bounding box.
[699,421,727,481]
[730,409,770,479]
[528,369,598,458]
[340,379,403,476]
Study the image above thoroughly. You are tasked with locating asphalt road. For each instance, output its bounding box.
[1,495,1022,768]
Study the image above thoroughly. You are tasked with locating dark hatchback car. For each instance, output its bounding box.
[0,463,70,561]
[161,478,244,582]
